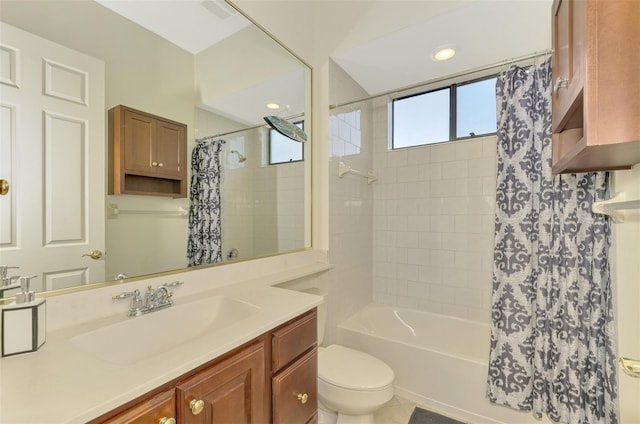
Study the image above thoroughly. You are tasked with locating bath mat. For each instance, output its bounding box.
[408,407,466,424]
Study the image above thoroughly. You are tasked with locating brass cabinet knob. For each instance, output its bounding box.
[190,399,205,415]
[0,179,9,196]
[158,417,176,424]
[81,250,103,260]
[152,161,158,166]
[296,393,308,404]
[158,162,164,167]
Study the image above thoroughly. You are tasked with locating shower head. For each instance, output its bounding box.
[264,115,307,143]
[230,150,247,163]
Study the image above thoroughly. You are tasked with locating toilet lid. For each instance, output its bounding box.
[318,344,394,390]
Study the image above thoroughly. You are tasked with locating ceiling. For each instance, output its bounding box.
[94,0,305,126]
[96,0,250,54]
[330,0,554,95]
[15,0,553,124]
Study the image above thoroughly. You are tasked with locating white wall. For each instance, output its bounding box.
[612,164,640,423]
[97,8,195,281]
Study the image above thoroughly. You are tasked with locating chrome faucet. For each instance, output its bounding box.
[113,281,183,316]
[1,265,20,287]
[0,266,21,297]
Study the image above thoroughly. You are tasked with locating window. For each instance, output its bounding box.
[269,121,304,164]
[392,76,497,149]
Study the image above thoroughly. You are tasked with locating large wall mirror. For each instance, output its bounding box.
[0,0,311,299]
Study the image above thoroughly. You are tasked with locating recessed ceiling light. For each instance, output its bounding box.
[432,48,456,62]
[266,103,281,110]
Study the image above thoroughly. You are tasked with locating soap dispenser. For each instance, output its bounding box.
[1,276,46,358]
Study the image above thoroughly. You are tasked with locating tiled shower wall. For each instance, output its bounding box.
[326,105,375,343]
[370,99,498,322]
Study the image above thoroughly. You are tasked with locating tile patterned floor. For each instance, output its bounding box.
[374,396,423,424]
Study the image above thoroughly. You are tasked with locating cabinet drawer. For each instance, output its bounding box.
[272,309,317,371]
[101,388,175,424]
[273,348,317,424]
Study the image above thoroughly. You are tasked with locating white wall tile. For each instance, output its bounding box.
[429,283,455,303]
[430,143,455,162]
[337,106,500,324]
[455,140,483,160]
[397,165,421,182]
[406,148,430,164]
[442,160,469,179]
[419,163,442,180]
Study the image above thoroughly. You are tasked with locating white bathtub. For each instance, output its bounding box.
[336,303,542,424]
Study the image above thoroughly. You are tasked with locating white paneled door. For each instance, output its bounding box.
[0,23,105,294]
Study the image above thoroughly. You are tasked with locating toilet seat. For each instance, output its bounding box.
[318,344,394,391]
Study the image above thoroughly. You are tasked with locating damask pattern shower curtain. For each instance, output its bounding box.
[486,58,618,424]
[187,139,225,267]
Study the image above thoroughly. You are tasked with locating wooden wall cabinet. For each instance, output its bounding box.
[551,0,640,174]
[109,105,187,197]
[92,308,317,424]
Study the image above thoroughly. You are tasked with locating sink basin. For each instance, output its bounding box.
[70,296,259,365]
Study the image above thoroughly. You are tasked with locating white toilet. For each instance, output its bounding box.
[305,289,394,424]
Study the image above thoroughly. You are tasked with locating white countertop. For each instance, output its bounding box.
[0,256,327,424]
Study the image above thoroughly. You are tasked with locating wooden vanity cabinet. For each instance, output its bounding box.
[102,388,176,424]
[551,0,640,174]
[176,341,267,424]
[109,105,187,197]
[272,309,318,424]
[90,308,317,424]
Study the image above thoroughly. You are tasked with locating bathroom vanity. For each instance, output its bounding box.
[0,257,327,424]
[94,309,318,424]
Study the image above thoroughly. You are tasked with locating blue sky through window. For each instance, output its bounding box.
[269,121,304,164]
[393,88,450,148]
[392,76,496,149]
[457,77,497,137]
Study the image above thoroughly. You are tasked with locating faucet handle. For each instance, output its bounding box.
[113,289,144,316]
[161,281,184,288]
[112,289,140,301]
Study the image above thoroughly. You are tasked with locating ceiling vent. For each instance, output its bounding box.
[200,0,237,20]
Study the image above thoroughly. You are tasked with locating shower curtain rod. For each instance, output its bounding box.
[329,49,552,110]
[196,112,304,142]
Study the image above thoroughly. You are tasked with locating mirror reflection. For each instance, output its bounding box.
[0,0,311,298]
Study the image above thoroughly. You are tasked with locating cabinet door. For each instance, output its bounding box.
[123,109,155,175]
[273,349,317,424]
[551,0,586,131]
[154,119,185,179]
[176,342,267,424]
[100,389,176,424]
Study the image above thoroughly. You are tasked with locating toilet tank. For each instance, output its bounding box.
[302,288,327,345]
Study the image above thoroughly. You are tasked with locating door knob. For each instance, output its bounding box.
[81,250,103,260]
[0,179,9,196]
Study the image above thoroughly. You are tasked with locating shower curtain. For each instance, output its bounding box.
[187,139,225,267]
[486,58,618,424]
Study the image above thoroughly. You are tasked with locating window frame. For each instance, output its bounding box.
[391,74,497,150]
[267,120,305,165]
